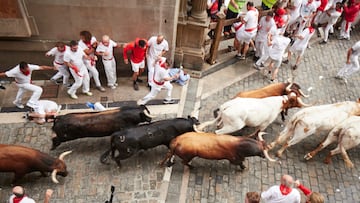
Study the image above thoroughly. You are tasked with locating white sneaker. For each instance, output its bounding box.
[26,101,38,109]
[67,90,78,99]
[108,85,116,89]
[13,101,24,109]
[137,99,145,106]
[83,91,93,96]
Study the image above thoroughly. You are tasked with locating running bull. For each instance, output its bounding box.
[100,116,200,167]
[51,105,154,149]
[0,144,71,183]
[268,99,360,158]
[160,131,277,169]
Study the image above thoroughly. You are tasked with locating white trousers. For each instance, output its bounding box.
[337,55,359,78]
[146,57,156,85]
[51,63,70,85]
[140,81,173,105]
[84,59,101,87]
[322,23,335,42]
[340,20,353,39]
[15,83,43,105]
[102,58,117,86]
[68,65,90,95]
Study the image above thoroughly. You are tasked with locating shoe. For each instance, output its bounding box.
[136,78,143,83]
[64,83,72,88]
[26,102,38,109]
[253,63,262,70]
[343,78,348,84]
[13,101,24,109]
[133,83,139,91]
[83,91,93,96]
[292,65,298,70]
[50,78,60,85]
[108,85,116,89]
[137,99,145,106]
[319,40,327,44]
[163,99,175,104]
[334,75,343,80]
[236,54,242,59]
[338,36,345,40]
[223,31,230,36]
[67,90,78,99]
[114,83,118,87]
[96,86,106,92]
[282,59,289,64]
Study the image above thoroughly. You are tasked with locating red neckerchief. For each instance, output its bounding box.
[159,60,166,68]
[280,184,292,195]
[336,7,343,13]
[59,46,66,53]
[308,26,315,33]
[21,69,30,76]
[13,195,25,203]
[84,40,92,49]
[248,7,256,11]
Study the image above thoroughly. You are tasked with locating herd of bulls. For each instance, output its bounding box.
[1,82,360,185]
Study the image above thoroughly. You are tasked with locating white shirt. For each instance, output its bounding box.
[300,0,317,19]
[33,100,59,115]
[153,57,170,85]
[78,36,97,60]
[291,28,315,51]
[269,35,291,60]
[9,195,36,203]
[147,36,169,60]
[261,185,301,203]
[351,41,360,57]
[327,8,342,25]
[243,8,259,31]
[290,0,303,18]
[63,47,86,68]
[5,64,40,84]
[96,40,117,60]
[256,16,276,42]
[46,46,69,64]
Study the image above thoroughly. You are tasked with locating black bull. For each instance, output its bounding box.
[100,116,200,167]
[51,105,153,150]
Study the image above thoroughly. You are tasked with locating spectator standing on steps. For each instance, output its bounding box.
[96,35,120,89]
[335,40,360,84]
[137,57,179,105]
[78,30,106,92]
[0,61,55,109]
[64,40,93,99]
[123,38,148,91]
[146,35,169,87]
[46,41,71,87]
[223,0,247,36]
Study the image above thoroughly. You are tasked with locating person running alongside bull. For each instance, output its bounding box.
[137,57,179,105]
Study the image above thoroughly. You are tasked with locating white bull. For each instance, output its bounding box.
[304,116,360,168]
[195,93,307,135]
[269,99,360,158]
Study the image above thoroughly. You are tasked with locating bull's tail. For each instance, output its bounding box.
[100,149,112,165]
[193,112,221,132]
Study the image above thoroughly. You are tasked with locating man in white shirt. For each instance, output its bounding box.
[261,174,301,203]
[286,0,303,34]
[146,35,169,87]
[46,41,71,87]
[64,40,93,99]
[0,62,54,109]
[297,0,317,34]
[254,12,276,61]
[233,1,259,60]
[335,40,360,84]
[79,30,105,92]
[96,35,120,89]
[9,186,53,203]
[318,2,343,44]
[25,100,61,124]
[137,57,179,105]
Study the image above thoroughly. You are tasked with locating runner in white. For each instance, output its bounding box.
[318,2,343,44]
[79,30,105,92]
[335,40,360,84]
[137,57,179,105]
[26,100,61,124]
[46,42,71,87]
[64,40,92,99]
[96,35,120,89]
[297,0,317,34]
[146,35,169,87]
[0,61,54,109]
[254,12,276,61]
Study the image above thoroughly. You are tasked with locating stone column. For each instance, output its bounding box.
[190,0,207,23]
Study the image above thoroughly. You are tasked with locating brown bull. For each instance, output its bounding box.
[160,131,277,169]
[0,144,71,183]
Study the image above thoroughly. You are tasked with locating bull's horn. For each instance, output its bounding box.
[193,124,204,133]
[143,109,156,118]
[257,132,267,141]
[297,97,311,107]
[263,149,278,162]
[298,89,309,98]
[51,169,59,184]
[285,82,293,92]
[59,150,72,161]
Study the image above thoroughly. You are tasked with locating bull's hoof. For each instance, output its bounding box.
[275,151,283,158]
[304,153,313,160]
[345,161,354,168]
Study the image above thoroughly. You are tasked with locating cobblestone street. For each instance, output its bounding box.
[0,28,360,202]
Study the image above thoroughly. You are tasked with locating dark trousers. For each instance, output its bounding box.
[223,9,238,33]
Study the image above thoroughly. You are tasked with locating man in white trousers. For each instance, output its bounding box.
[137,57,179,105]
[25,99,61,124]
[335,40,360,84]
[79,30,106,92]
[46,41,71,87]
[64,40,93,99]
[96,35,120,89]
[146,35,169,87]
[0,61,54,109]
